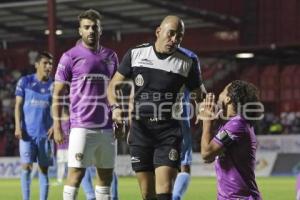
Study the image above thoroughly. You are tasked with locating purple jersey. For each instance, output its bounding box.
[57,120,70,150]
[55,42,118,129]
[213,115,262,200]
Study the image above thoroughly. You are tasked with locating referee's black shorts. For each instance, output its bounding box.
[127,118,182,172]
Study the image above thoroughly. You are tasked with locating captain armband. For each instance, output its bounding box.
[215,130,236,147]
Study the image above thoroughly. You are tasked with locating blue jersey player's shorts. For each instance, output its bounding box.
[180,120,192,166]
[19,136,54,166]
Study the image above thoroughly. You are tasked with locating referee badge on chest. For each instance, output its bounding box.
[135,74,144,86]
[169,148,179,161]
[75,153,84,161]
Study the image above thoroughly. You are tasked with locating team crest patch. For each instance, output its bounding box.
[75,153,84,161]
[169,148,178,161]
[135,74,144,86]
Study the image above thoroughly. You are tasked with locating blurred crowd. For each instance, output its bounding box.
[257,112,300,135]
[0,63,22,157]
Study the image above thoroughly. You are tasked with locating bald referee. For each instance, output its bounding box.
[107,15,206,200]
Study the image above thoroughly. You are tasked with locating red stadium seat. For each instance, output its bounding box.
[294,100,300,112]
[260,65,279,89]
[240,65,259,86]
[0,135,7,156]
[293,66,300,86]
[280,65,296,88]
[294,89,300,100]
[280,101,295,112]
[280,88,294,100]
[261,89,278,102]
[202,64,218,80]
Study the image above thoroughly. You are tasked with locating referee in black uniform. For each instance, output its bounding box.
[107,15,205,200]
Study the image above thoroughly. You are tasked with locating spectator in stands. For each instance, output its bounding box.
[291,112,300,134]
[255,115,269,135]
[5,130,16,156]
[269,117,283,135]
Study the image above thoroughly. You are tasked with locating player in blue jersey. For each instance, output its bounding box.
[173,47,206,200]
[14,52,54,200]
[173,90,193,200]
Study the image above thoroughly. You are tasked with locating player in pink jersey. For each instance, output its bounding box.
[53,9,118,200]
[199,80,263,200]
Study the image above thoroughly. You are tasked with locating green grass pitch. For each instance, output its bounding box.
[0,176,295,199]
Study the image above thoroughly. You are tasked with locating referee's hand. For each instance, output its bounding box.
[112,107,123,124]
[113,121,129,139]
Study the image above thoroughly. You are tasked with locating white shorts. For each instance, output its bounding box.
[57,149,68,163]
[68,128,115,168]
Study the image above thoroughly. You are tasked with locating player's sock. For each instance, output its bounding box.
[111,172,118,200]
[21,169,31,200]
[157,193,172,200]
[296,174,300,200]
[81,168,95,200]
[63,185,78,200]
[57,162,66,184]
[39,171,49,200]
[172,172,191,200]
[95,186,110,200]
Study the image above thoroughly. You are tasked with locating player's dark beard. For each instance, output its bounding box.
[218,100,228,119]
[83,35,98,48]
[84,37,94,46]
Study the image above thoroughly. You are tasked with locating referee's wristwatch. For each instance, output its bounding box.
[110,103,121,112]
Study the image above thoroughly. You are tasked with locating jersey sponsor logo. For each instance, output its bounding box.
[135,74,144,86]
[136,43,150,48]
[138,58,154,66]
[169,148,179,161]
[75,153,84,161]
[29,99,50,107]
[131,156,140,163]
[81,74,109,81]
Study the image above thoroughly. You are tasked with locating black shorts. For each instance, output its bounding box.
[127,118,182,172]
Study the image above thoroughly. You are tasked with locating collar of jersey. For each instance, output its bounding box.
[152,44,174,60]
[78,41,102,54]
[34,74,51,84]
